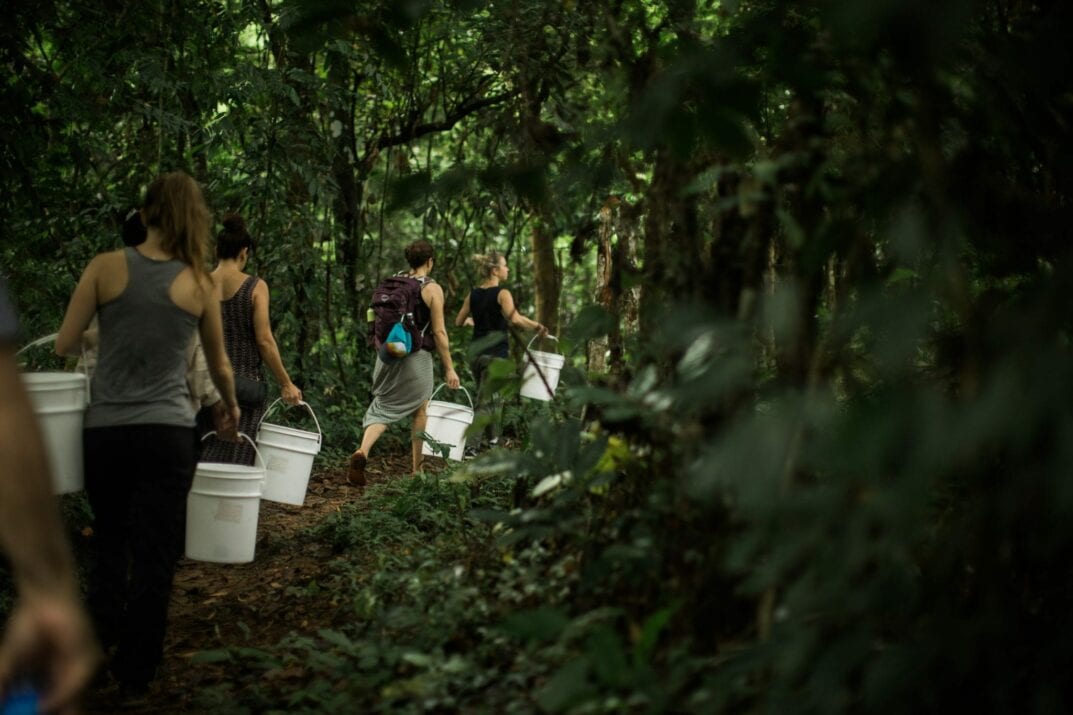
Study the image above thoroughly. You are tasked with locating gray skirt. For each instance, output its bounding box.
[363,350,434,428]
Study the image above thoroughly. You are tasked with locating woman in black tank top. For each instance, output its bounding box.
[454,251,547,449]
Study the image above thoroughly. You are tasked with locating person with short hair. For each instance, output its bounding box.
[0,277,99,713]
[200,214,302,465]
[54,171,240,697]
[347,239,460,484]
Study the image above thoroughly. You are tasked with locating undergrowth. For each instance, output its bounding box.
[191,467,590,713]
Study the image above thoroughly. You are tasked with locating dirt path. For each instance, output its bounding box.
[83,452,421,714]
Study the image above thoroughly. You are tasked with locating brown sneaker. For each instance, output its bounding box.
[347,451,367,486]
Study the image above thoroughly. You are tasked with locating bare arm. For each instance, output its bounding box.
[197,276,240,437]
[498,289,546,334]
[55,257,103,356]
[0,348,78,607]
[251,280,302,406]
[0,346,99,710]
[454,292,472,327]
[423,283,460,389]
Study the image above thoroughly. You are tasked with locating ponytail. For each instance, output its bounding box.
[141,171,211,280]
[472,250,504,279]
[216,213,255,259]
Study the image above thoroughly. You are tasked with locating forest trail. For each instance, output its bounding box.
[83,452,428,714]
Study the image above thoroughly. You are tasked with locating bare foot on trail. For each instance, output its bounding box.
[347,451,367,486]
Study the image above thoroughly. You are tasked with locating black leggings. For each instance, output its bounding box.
[83,424,198,687]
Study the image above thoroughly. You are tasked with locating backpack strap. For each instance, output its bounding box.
[402,273,435,286]
[408,275,434,337]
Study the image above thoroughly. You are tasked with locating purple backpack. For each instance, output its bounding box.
[367,274,432,351]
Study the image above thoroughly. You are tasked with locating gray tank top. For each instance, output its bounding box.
[84,248,199,428]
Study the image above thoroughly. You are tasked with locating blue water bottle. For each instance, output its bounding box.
[0,684,38,715]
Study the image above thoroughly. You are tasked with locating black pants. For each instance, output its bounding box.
[83,424,198,688]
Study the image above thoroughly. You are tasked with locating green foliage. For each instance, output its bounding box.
[313,472,476,552]
[3,0,1072,712]
[195,470,521,712]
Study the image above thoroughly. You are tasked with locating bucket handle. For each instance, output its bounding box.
[525,334,559,354]
[201,431,267,476]
[17,332,92,403]
[429,383,473,409]
[520,334,560,402]
[256,398,323,444]
[16,333,59,357]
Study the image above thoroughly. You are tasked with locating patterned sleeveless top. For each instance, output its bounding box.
[222,275,263,382]
[201,274,263,465]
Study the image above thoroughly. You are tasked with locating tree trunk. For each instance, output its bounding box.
[589,196,640,381]
[639,148,702,331]
[530,218,561,336]
[772,95,827,387]
[327,57,362,313]
[588,205,612,374]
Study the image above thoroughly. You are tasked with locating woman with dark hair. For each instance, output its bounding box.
[200,214,302,465]
[121,207,147,247]
[347,239,460,484]
[54,171,240,696]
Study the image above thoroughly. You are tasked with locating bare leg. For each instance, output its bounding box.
[411,402,429,474]
[359,423,388,457]
[348,423,388,486]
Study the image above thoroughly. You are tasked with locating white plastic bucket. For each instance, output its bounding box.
[17,334,88,495]
[520,335,565,401]
[421,385,474,462]
[185,433,265,564]
[256,399,322,506]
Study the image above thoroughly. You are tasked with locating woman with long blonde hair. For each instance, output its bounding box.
[454,250,546,451]
[55,171,239,697]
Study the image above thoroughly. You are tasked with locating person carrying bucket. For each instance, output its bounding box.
[54,171,240,699]
[0,277,100,713]
[453,250,546,452]
[347,239,460,485]
[200,214,303,466]
[78,209,234,440]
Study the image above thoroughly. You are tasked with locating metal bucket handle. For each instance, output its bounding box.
[201,431,267,477]
[521,334,561,402]
[525,333,560,354]
[256,398,323,445]
[429,383,473,409]
[16,333,60,357]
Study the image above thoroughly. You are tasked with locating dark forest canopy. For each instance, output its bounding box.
[3,0,1073,712]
